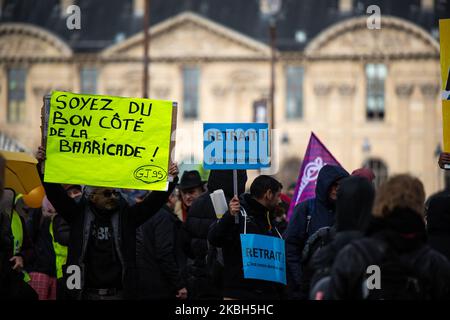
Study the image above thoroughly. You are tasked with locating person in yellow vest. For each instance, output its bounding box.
[1,192,38,299]
[27,196,66,300]
[10,194,35,282]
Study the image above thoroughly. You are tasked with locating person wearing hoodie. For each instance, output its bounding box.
[306,176,375,300]
[184,169,247,299]
[426,194,450,261]
[284,164,349,299]
[208,175,285,300]
[330,174,450,300]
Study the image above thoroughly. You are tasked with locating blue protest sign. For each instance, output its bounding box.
[203,123,270,170]
[240,233,286,285]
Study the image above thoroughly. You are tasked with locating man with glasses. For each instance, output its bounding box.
[36,146,179,300]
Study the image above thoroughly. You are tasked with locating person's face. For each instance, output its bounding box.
[329,182,339,201]
[90,188,121,211]
[167,189,179,210]
[287,187,295,199]
[66,187,82,200]
[265,189,282,211]
[180,187,203,208]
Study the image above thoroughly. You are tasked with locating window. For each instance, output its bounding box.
[80,67,97,94]
[366,63,387,121]
[364,158,388,188]
[183,67,200,119]
[286,66,304,119]
[7,68,26,123]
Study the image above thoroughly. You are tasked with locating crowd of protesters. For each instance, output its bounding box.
[1,148,450,300]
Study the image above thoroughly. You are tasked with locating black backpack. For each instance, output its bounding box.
[301,226,335,267]
[352,238,430,300]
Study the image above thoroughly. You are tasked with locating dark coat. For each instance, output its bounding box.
[53,214,70,247]
[136,205,190,299]
[284,164,349,299]
[330,209,450,300]
[208,193,285,300]
[426,193,450,261]
[42,179,177,299]
[305,176,375,296]
[184,169,246,298]
[27,208,56,277]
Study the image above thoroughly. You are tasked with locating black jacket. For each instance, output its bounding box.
[426,193,450,261]
[284,165,349,299]
[136,205,190,299]
[305,176,375,296]
[330,209,450,300]
[208,193,285,300]
[184,169,246,298]
[185,170,247,264]
[53,214,70,247]
[27,208,56,277]
[42,179,177,299]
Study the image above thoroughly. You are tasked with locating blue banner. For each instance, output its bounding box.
[240,233,286,285]
[203,123,270,170]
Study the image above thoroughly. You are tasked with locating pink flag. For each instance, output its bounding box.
[287,132,342,220]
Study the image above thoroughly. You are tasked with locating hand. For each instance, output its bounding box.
[10,256,24,272]
[36,145,46,162]
[176,287,188,300]
[439,152,450,169]
[168,162,179,178]
[229,195,240,216]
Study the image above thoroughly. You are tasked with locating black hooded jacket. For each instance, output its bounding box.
[284,165,349,298]
[208,193,285,299]
[305,176,375,298]
[426,193,450,261]
[330,208,450,300]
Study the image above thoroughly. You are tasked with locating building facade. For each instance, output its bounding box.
[0,2,446,195]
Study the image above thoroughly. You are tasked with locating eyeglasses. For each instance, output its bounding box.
[97,190,120,198]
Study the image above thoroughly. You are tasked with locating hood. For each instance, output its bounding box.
[366,207,427,253]
[207,169,247,199]
[335,176,375,232]
[427,193,450,233]
[315,165,349,206]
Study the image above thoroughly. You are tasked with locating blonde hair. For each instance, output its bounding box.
[372,174,425,218]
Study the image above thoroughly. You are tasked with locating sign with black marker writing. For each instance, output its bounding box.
[44,91,177,191]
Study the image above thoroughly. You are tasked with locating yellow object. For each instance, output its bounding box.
[440,19,450,92]
[49,219,68,280]
[440,20,450,151]
[10,208,31,283]
[11,210,23,255]
[44,91,177,191]
[0,150,41,195]
[22,185,46,209]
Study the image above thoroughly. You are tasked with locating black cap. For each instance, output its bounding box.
[178,170,204,191]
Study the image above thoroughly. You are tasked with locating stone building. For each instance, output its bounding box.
[0,0,448,195]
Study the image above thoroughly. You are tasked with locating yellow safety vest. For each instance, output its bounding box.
[49,219,68,279]
[10,208,31,283]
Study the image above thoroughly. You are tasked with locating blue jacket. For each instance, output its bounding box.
[284,164,349,299]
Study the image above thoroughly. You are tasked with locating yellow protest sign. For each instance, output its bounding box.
[440,19,450,98]
[440,19,450,151]
[44,91,177,191]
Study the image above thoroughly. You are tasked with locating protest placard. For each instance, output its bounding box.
[203,123,270,170]
[240,233,286,285]
[440,19,450,153]
[43,91,177,191]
